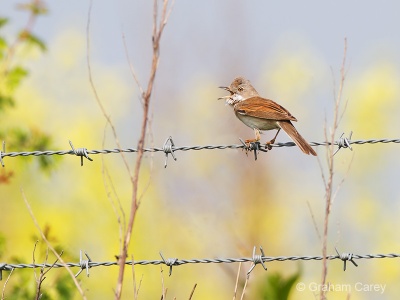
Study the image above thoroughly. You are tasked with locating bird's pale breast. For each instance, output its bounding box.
[235,112,280,131]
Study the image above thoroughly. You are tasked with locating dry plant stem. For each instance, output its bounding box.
[307,201,322,242]
[122,33,145,98]
[240,274,249,300]
[86,2,131,296]
[135,276,144,300]
[160,266,167,300]
[86,0,133,182]
[33,240,44,300]
[188,283,197,300]
[102,159,125,251]
[132,266,143,300]
[1,268,13,300]
[114,1,173,299]
[233,262,242,300]
[101,128,126,254]
[131,255,136,299]
[33,242,64,300]
[21,188,87,299]
[137,112,156,206]
[320,38,347,300]
[1,0,41,73]
[123,24,156,207]
[130,254,141,300]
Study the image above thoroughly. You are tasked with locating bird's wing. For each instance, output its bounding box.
[234,97,298,121]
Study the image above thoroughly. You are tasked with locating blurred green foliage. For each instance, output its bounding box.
[256,268,301,300]
[1,226,78,299]
[0,1,57,179]
[0,2,75,299]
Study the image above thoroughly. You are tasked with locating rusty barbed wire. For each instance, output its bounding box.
[0,249,399,279]
[0,133,399,167]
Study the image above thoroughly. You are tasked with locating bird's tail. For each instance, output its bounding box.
[277,121,317,156]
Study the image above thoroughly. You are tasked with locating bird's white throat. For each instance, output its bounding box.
[226,94,244,105]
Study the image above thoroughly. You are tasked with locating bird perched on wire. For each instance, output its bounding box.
[219,76,317,156]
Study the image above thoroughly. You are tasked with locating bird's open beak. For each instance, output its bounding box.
[218,86,232,100]
[218,95,232,100]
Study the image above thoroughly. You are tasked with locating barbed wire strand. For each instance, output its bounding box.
[0,248,399,279]
[0,134,396,280]
[1,132,399,167]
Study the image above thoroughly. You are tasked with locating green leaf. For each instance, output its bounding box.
[7,127,59,172]
[257,268,302,300]
[56,274,77,299]
[18,30,46,51]
[0,94,15,111]
[0,36,7,49]
[0,17,8,28]
[31,129,56,170]
[5,66,29,92]
[0,35,8,60]
[16,3,48,16]
[0,232,6,258]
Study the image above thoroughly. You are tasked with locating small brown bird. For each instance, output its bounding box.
[219,76,317,156]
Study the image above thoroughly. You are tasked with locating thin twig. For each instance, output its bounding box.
[115,1,173,298]
[233,262,242,300]
[320,38,348,300]
[160,266,166,300]
[33,240,44,300]
[1,268,13,300]
[33,241,39,290]
[101,126,126,254]
[240,274,249,300]
[33,242,63,300]
[86,2,132,293]
[1,0,44,73]
[133,268,143,300]
[86,0,133,182]
[188,283,197,300]
[130,254,142,300]
[21,188,86,299]
[331,152,354,206]
[122,32,144,98]
[307,201,322,242]
[137,111,156,207]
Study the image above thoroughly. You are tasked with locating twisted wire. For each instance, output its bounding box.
[0,252,399,272]
[1,138,398,159]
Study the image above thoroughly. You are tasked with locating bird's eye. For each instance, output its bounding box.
[238,86,243,92]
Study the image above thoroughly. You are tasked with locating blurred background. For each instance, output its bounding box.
[1,0,400,299]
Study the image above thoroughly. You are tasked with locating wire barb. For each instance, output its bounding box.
[0,263,6,280]
[69,140,93,166]
[239,139,268,161]
[75,250,92,277]
[163,136,177,168]
[159,252,178,276]
[247,246,267,276]
[333,132,353,156]
[335,247,358,271]
[0,141,5,167]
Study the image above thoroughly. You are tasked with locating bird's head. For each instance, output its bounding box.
[218,76,259,105]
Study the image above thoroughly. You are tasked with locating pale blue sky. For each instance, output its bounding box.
[2,1,400,85]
